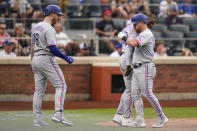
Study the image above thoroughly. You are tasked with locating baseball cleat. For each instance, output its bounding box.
[113,114,122,125]
[152,117,168,128]
[34,119,49,127]
[121,118,135,127]
[52,115,73,126]
[123,120,146,128]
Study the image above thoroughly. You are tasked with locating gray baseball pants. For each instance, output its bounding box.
[116,54,143,118]
[131,62,165,123]
[31,55,67,120]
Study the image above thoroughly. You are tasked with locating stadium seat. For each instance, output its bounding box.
[82,0,102,17]
[151,0,163,4]
[190,24,197,31]
[67,0,81,18]
[150,5,160,15]
[113,19,126,32]
[170,24,189,34]
[164,31,184,56]
[156,17,165,24]
[182,19,197,26]
[5,18,14,29]
[152,31,162,39]
[41,0,58,9]
[185,31,197,52]
[182,19,197,29]
[152,24,167,34]
[69,19,93,30]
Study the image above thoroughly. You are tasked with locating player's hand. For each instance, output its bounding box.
[118,32,127,42]
[66,57,74,64]
[124,65,132,76]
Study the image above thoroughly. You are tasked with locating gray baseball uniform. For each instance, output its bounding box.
[31,21,67,120]
[131,29,166,123]
[116,24,143,118]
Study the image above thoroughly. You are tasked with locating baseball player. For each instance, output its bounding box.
[113,17,155,127]
[113,24,137,126]
[30,5,74,127]
[118,14,168,128]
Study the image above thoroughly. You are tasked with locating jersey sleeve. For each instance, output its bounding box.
[135,31,151,47]
[30,31,35,46]
[45,28,56,46]
[125,45,134,65]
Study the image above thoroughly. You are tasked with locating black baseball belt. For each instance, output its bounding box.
[132,62,151,69]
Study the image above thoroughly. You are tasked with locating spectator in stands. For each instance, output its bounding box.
[158,0,178,18]
[54,22,73,53]
[0,40,16,57]
[13,23,30,56]
[9,0,33,24]
[164,6,183,30]
[64,42,79,56]
[110,0,118,18]
[117,0,131,19]
[110,43,122,58]
[154,40,168,57]
[0,0,9,17]
[58,0,69,16]
[95,10,118,53]
[182,48,193,56]
[27,0,43,18]
[129,0,150,15]
[77,42,96,56]
[0,22,11,49]
[178,0,196,19]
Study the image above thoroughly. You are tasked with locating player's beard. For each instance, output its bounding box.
[52,16,61,27]
[52,16,56,26]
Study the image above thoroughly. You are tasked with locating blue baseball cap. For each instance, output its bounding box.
[3,40,13,46]
[115,43,122,49]
[44,5,64,16]
[131,14,148,25]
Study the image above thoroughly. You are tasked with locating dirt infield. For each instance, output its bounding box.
[95,118,197,131]
[0,100,197,111]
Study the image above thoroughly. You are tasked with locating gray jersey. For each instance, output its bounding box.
[121,24,137,65]
[132,29,155,64]
[31,21,56,56]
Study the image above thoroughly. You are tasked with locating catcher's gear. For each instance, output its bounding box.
[44,5,64,16]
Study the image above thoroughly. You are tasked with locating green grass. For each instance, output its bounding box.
[0,107,196,131]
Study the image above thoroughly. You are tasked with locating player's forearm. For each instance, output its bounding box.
[48,45,68,61]
[125,45,133,65]
[126,38,138,47]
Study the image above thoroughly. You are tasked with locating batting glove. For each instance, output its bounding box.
[66,57,74,64]
[118,32,128,42]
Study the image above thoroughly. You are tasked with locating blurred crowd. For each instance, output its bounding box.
[0,0,196,57]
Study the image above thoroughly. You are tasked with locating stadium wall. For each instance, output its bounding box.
[0,57,197,101]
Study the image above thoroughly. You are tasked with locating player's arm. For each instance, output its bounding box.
[48,45,73,64]
[30,44,34,60]
[46,29,74,64]
[124,45,134,76]
[118,32,139,47]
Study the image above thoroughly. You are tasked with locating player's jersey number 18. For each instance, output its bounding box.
[33,33,39,46]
